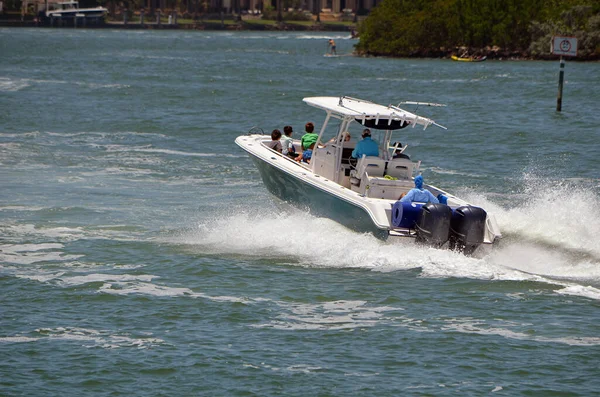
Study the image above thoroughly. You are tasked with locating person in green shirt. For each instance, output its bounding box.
[300,122,319,150]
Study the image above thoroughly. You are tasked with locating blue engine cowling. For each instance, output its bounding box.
[391,201,423,228]
[391,201,452,247]
[449,206,487,255]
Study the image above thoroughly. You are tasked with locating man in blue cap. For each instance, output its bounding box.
[400,175,440,203]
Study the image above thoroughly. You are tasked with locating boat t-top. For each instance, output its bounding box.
[235,96,501,254]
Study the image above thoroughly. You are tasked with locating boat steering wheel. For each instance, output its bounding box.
[348,157,358,168]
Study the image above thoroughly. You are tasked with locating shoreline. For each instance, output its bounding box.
[0,18,355,32]
[2,19,597,61]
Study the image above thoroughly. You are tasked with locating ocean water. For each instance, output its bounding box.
[1,28,600,396]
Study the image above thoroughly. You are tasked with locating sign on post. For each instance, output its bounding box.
[551,36,578,57]
[551,36,578,111]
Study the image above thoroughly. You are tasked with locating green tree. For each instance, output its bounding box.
[356,0,599,58]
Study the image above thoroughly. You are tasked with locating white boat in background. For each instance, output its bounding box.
[235,96,501,254]
[45,1,108,18]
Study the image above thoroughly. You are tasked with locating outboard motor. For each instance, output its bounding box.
[415,203,452,248]
[449,206,487,255]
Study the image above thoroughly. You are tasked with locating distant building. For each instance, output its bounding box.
[23,0,378,18]
[141,0,378,15]
[253,0,380,14]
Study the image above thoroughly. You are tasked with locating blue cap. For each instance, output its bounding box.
[414,175,423,189]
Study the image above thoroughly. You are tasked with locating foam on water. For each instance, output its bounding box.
[0,327,164,349]
[555,285,600,300]
[0,224,85,242]
[0,77,30,92]
[252,299,402,331]
[98,281,251,303]
[441,318,600,346]
[166,180,600,300]
[463,174,600,259]
[0,77,128,91]
[0,242,83,265]
[44,130,169,139]
[98,144,239,158]
[56,273,155,287]
[0,222,148,244]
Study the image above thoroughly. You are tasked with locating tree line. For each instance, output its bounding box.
[355,0,600,59]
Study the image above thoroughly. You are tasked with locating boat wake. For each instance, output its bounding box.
[162,169,600,299]
[463,173,600,259]
[168,175,600,300]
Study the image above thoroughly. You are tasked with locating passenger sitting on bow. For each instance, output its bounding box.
[400,175,439,203]
[281,125,296,157]
[295,142,315,164]
[351,129,379,159]
[300,122,319,151]
[266,129,283,153]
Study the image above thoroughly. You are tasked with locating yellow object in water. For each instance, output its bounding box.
[451,55,487,62]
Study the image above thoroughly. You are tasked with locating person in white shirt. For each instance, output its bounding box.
[281,125,296,156]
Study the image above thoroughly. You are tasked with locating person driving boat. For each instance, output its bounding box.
[351,129,379,159]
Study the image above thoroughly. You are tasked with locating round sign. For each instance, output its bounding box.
[559,40,571,52]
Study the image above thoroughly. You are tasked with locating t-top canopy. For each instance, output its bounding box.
[302,96,445,130]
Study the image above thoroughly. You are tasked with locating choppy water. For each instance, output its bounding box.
[1,28,600,395]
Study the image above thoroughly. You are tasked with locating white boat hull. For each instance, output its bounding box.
[236,134,501,248]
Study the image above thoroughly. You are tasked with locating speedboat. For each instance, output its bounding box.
[45,1,108,19]
[235,96,501,254]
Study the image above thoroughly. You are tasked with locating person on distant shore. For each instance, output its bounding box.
[328,39,337,55]
[300,122,319,150]
[351,129,378,159]
[281,125,296,156]
[266,129,282,153]
[400,175,439,203]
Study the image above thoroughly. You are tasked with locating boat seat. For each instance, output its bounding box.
[354,155,386,180]
[385,158,415,179]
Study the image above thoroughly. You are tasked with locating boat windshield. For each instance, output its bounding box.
[319,118,401,160]
[59,2,78,9]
